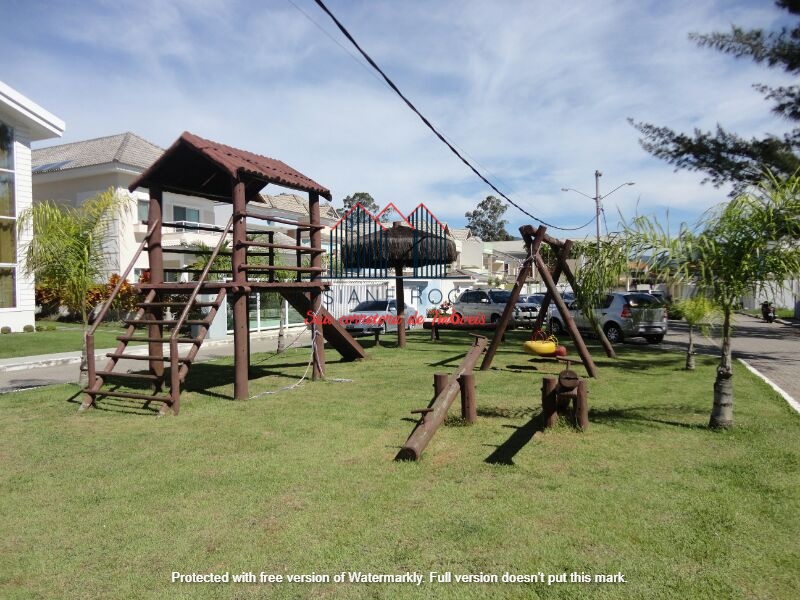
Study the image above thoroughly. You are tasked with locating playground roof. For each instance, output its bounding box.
[129,131,331,201]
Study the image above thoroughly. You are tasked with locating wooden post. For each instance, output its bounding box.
[232,180,249,399]
[395,265,406,348]
[309,192,325,380]
[558,251,617,359]
[459,373,477,424]
[434,372,448,399]
[534,253,598,378]
[480,226,546,371]
[575,379,589,430]
[83,335,96,407]
[396,336,487,460]
[147,187,164,379]
[541,376,558,428]
[532,240,572,333]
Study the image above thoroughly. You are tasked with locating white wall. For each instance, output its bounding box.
[0,131,35,331]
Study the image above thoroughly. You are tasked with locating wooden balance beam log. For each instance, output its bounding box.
[395,336,488,461]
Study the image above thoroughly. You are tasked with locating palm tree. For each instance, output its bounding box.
[672,296,721,370]
[626,173,800,428]
[17,188,131,383]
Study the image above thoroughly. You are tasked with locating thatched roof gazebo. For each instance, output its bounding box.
[341,221,456,347]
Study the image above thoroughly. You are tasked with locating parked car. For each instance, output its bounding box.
[342,299,416,335]
[548,292,668,344]
[452,288,537,327]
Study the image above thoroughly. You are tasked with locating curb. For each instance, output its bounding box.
[0,326,310,373]
[739,358,800,415]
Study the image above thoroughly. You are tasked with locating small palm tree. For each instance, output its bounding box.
[673,296,721,370]
[17,188,131,383]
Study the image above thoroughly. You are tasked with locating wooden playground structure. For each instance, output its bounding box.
[82,132,366,415]
[396,224,601,461]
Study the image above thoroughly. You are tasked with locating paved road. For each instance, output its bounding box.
[0,328,313,393]
[660,313,800,403]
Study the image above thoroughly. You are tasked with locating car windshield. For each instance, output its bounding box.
[352,300,388,311]
[624,293,665,308]
[489,291,511,303]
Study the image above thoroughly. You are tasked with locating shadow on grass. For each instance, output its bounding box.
[74,352,349,414]
[589,405,708,430]
[485,413,547,465]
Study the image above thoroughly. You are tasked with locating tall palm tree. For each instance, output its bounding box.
[626,173,800,428]
[17,188,131,383]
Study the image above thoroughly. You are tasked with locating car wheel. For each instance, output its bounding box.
[549,318,564,335]
[604,322,624,344]
[490,314,500,324]
[645,334,664,344]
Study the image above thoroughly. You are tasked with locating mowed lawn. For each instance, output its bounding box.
[1,329,798,599]
[0,322,137,359]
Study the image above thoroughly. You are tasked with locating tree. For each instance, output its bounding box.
[630,1,800,193]
[570,236,631,359]
[673,296,722,370]
[465,195,513,241]
[17,188,130,383]
[340,192,388,222]
[625,173,800,428]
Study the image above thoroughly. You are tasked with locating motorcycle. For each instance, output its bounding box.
[761,301,776,323]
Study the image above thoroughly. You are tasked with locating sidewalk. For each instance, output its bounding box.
[0,327,312,392]
[663,313,800,409]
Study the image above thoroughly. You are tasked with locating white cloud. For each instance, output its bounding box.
[2,0,795,238]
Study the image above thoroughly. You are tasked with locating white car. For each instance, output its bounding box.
[452,288,537,327]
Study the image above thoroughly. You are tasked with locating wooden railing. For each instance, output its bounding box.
[85,222,157,385]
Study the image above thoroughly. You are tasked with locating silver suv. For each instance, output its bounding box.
[548,292,668,344]
[452,288,537,326]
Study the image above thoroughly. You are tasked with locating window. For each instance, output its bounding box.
[173,205,200,224]
[0,121,15,308]
[137,200,149,223]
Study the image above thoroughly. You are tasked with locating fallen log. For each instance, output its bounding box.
[395,336,488,461]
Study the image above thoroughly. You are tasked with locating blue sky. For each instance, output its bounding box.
[1,0,795,238]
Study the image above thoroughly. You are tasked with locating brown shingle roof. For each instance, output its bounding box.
[129,131,331,201]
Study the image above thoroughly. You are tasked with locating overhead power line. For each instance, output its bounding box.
[311,0,595,232]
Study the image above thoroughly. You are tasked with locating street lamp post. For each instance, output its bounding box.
[562,172,635,252]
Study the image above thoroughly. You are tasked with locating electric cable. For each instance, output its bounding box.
[311,0,597,232]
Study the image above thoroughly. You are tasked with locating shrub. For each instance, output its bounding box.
[23,324,35,333]
[35,283,62,317]
[36,323,57,332]
[1,326,10,334]
[667,302,684,320]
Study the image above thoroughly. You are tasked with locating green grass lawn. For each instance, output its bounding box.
[0,322,137,359]
[1,330,798,599]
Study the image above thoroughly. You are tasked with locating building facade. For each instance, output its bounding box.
[0,81,64,331]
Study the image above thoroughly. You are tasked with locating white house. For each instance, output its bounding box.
[0,81,64,332]
[32,132,225,282]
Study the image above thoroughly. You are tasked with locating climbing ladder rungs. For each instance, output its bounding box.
[96,370,161,382]
[117,336,202,344]
[105,353,191,363]
[137,301,217,308]
[83,389,172,403]
[124,319,208,326]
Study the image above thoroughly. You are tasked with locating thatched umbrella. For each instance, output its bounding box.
[341,222,456,347]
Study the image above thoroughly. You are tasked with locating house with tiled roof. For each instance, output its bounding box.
[32,132,222,282]
[0,81,64,332]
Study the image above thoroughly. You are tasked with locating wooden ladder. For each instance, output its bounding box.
[81,286,227,415]
[82,217,233,415]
